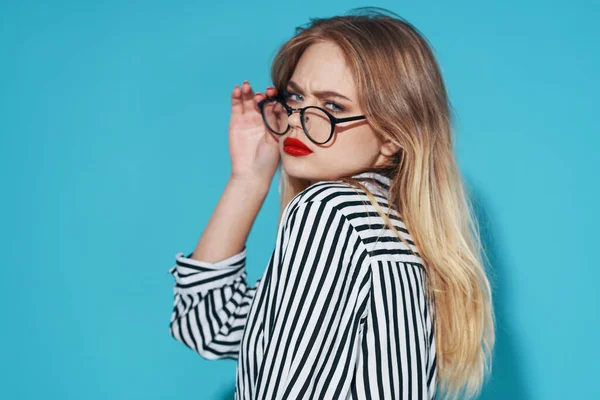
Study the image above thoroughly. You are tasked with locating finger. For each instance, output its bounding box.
[241,81,255,113]
[254,92,265,113]
[265,86,278,98]
[231,85,243,115]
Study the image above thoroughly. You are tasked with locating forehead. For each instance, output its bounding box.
[289,41,356,98]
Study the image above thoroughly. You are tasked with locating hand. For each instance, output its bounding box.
[228,80,281,185]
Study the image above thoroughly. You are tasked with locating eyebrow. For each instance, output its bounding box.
[287,80,353,103]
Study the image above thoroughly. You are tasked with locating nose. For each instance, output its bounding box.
[287,109,303,132]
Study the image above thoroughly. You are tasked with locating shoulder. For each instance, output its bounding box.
[281,180,425,267]
[282,179,401,231]
[278,181,372,271]
[284,179,371,214]
[281,180,367,227]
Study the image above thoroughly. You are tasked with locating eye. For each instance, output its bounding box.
[283,90,302,103]
[325,102,345,114]
[283,89,346,114]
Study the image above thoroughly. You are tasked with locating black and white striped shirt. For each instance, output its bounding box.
[169,170,437,399]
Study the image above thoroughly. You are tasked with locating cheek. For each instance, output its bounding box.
[336,125,380,159]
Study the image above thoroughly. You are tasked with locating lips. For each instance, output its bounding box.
[283,137,312,152]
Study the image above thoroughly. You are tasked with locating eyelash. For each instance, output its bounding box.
[282,90,345,113]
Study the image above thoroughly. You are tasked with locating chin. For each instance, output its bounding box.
[280,161,315,183]
[281,156,305,174]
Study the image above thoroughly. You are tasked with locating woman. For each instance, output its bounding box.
[169,7,495,400]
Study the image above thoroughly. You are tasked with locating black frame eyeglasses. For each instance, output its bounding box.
[257,95,366,145]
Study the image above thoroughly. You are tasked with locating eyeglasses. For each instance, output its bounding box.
[257,95,366,145]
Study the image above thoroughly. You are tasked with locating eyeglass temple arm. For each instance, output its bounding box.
[333,115,366,123]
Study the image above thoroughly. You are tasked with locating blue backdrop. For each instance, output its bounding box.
[1,1,598,399]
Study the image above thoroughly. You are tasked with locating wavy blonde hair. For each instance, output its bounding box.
[270,7,495,400]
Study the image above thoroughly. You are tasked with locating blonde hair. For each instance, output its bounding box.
[270,7,495,399]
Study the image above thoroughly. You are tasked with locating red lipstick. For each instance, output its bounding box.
[283,137,313,156]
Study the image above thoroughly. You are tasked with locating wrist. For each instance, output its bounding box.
[228,174,271,195]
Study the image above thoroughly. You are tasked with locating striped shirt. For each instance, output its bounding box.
[169,170,437,399]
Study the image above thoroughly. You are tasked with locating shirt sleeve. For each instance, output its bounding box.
[168,246,260,360]
[362,261,435,399]
[254,200,371,399]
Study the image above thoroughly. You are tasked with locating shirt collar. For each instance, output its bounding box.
[349,170,392,198]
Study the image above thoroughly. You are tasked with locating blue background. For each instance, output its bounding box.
[1,1,598,399]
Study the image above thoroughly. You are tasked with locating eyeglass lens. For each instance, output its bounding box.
[262,98,332,144]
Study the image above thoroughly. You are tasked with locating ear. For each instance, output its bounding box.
[379,138,401,157]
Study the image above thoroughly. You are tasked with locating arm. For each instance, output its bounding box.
[384,263,434,399]
[191,175,269,264]
[363,262,434,399]
[168,176,270,360]
[254,200,371,399]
